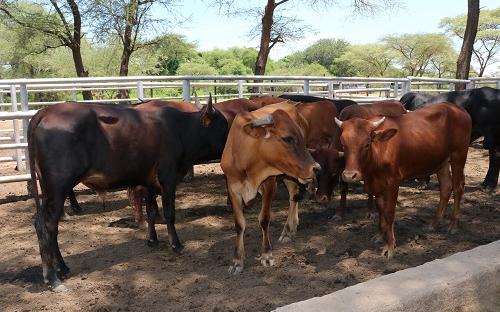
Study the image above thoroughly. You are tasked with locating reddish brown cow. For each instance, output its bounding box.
[336,103,471,258]
[221,108,320,274]
[313,100,407,220]
[249,95,288,106]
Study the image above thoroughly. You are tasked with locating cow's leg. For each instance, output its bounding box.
[449,151,467,234]
[144,189,159,246]
[373,195,386,244]
[366,194,376,220]
[379,185,398,259]
[160,175,183,253]
[259,177,276,266]
[128,187,146,229]
[279,178,299,243]
[182,166,194,183]
[34,188,68,291]
[482,147,499,191]
[333,180,348,221]
[227,182,246,274]
[67,190,82,214]
[432,163,452,231]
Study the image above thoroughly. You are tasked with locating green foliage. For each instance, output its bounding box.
[337,43,397,77]
[177,62,218,75]
[440,7,500,76]
[383,33,454,76]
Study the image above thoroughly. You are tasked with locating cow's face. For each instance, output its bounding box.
[336,117,397,183]
[310,147,344,203]
[244,109,320,184]
[200,94,230,155]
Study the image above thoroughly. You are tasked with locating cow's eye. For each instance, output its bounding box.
[282,136,294,144]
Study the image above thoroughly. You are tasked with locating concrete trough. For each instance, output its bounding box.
[275,240,500,312]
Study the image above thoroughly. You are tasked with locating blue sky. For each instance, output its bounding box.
[166,0,499,62]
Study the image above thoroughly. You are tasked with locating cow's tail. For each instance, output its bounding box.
[27,110,44,211]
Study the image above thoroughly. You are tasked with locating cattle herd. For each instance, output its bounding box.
[26,87,500,291]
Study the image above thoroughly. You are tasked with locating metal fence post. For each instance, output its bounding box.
[182,79,190,102]
[327,80,334,99]
[0,90,4,104]
[385,83,390,98]
[238,80,244,98]
[136,81,144,100]
[449,83,454,91]
[10,85,22,171]
[20,84,29,173]
[71,87,78,101]
[303,79,310,95]
[496,80,500,89]
[393,82,399,98]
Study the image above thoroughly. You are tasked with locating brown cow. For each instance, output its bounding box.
[336,103,471,258]
[249,95,287,106]
[313,100,407,220]
[248,101,339,243]
[221,108,320,274]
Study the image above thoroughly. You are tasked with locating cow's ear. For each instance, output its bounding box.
[200,93,216,127]
[243,123,270,138]
[372,128,397,142]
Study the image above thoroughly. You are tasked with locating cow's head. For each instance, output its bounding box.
[199,93,229,155]
[243,109,320,184]
[309,147,344,203]
[335,116,397,183]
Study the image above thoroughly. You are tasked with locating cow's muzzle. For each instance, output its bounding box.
[342,170,361,183]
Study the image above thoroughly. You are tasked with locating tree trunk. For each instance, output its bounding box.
[67,0,92,101]
[252,0,275,93]
[118,0,137,99]
[455,0,479,90]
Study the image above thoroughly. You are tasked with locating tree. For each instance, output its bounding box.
[213,0,398,75]
[301,39,350,74]
[89,0,180,97]
[176,62,218,75]
[455,0,479,89]
[441,7,500,77]
[383,33,454,76]
[145,34,198,75]
[0,0,93,99]
[337,43,396,77]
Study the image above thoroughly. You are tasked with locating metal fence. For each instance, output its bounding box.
[0,74,498,186]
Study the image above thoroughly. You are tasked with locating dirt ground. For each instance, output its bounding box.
[0,131,498,311]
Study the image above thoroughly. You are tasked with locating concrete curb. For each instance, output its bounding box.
[274,240,500,312]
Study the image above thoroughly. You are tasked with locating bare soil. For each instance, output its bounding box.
[0,137,498,311]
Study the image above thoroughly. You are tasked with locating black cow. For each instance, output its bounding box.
[400,87,500,191]
[28,96,228,290]
[278,94,357,113]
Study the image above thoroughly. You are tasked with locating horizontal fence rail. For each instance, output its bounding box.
[0,74,498,189]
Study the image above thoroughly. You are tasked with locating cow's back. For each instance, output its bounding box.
[339,100,406,121]
[383,104,471,179]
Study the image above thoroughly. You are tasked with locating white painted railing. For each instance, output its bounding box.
[0,75,498,186]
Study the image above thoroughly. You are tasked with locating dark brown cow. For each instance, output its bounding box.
[336,103,471,258]
[221,108,320,274]
[313,100,407,220]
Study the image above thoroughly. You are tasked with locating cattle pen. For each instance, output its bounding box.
[0,75,499,312]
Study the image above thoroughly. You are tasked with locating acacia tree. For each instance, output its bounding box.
[0,0,93,99]
[89,0,180,97]
[455,0,479,89]
[337,43,396,77]
[441,7,500,77]
[383,33,454,76]
[213,0,398,76]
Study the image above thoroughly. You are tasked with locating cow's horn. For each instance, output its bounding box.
[207,93,215,113]
[334,117,343,127]
[252,115,273,127]
[372,117,385,128]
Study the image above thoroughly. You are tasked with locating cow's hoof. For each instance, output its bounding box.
[278,230,295,243]
[147,239,159,247]
[51,280,69,293]
[480,183,496,194]
[57,265,71,279]
[256,253,275,267]
[365,212,377,220]
[172,244,184,254]
[228,261,244,275]
[381,245,394,259]
[447,224,458,235]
